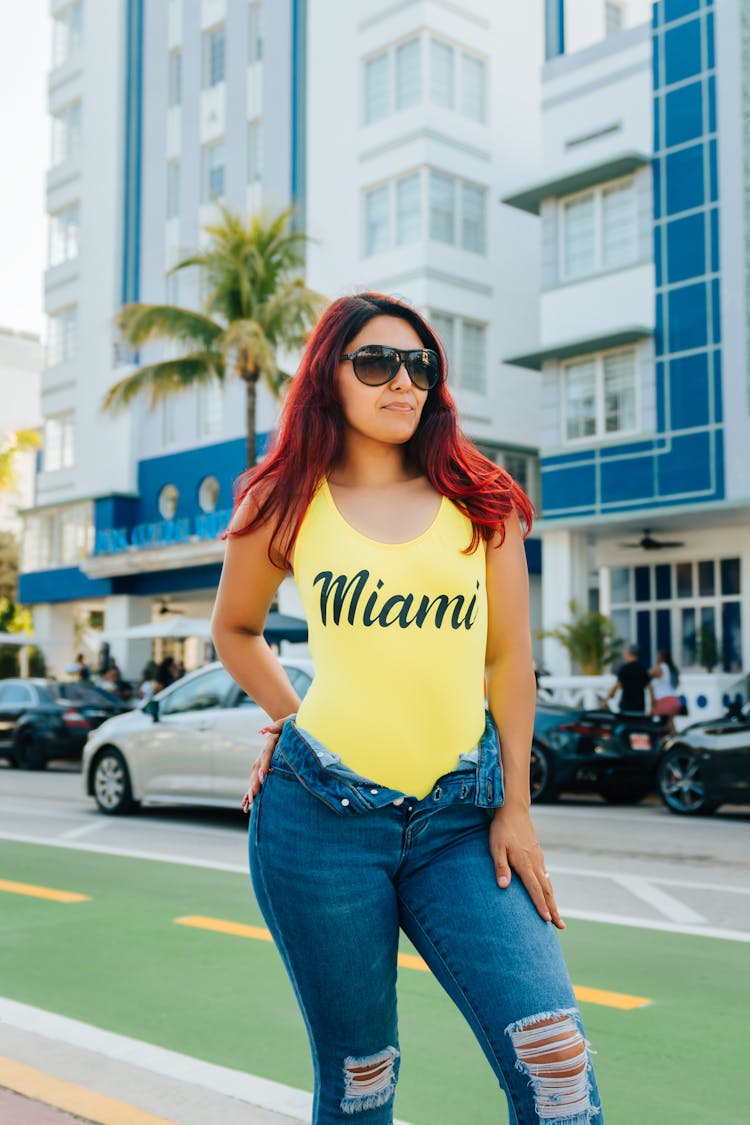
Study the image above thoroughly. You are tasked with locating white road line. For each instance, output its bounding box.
[549,864,750,896]
[59,820,110,840]
[0,998,412,1125]
[1,830,748,942]
[611,875,706,924]
[560,909,750,943]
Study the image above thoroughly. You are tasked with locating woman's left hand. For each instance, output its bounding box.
[489,803,565,929]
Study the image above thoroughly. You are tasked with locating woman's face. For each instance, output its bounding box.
[336,315,430,448]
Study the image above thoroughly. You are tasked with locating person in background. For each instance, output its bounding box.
[138,660,159,704]
[155,656,178,692]
[100,658,122,691]
[650,647,681,733]
[64,653,90,681]
[606,643,654,713]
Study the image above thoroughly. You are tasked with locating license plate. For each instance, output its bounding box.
[629,733,652,751]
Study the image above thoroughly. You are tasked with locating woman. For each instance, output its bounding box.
[650,647,682,732]
[211,294,603,1124]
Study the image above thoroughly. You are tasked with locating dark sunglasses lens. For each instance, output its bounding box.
[408,350,439,390]
[353,350,397,385]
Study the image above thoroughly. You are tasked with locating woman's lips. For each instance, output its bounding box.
[382,403,414,412]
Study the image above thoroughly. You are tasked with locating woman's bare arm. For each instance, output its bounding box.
[484,513,564,928]
[210,499,301,722]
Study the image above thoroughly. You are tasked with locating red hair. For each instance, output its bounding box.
[227,292,534,566]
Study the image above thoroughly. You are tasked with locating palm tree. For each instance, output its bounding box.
[103,206,325,466]
[536,600,624,675]
[0,429,41,493]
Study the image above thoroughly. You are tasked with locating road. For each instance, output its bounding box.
[1,763,748,941]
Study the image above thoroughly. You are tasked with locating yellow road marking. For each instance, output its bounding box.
[0,879,90,903]
[0,1057,176,1125]
[573,985,651,1010]
[174,915,652,1009]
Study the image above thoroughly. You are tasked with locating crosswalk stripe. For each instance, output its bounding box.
[0,878,90,903]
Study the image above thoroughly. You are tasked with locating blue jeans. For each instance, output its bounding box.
[249,719,603,1125]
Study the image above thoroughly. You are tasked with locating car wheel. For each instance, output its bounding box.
[657,747,720,816]
[92,748,138,815]
[598,781,652,805]
[530,741,559,803]
[13,732,47,771]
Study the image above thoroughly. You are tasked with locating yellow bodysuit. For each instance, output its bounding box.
[293,480,488,798]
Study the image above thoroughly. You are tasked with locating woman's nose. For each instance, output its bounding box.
[389,360,411,389]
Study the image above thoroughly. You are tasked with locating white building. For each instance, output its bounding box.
[21,0,546,680]
[501,0,749,699]
[0,328,43,535]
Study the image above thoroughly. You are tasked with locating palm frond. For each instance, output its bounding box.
[102,353,225,414]
[117,304,222,350]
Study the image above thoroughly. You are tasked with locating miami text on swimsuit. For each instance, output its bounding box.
[313,569,481,630]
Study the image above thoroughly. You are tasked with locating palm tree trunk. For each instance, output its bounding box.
[245,377,257,468]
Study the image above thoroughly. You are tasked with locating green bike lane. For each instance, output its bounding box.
[0,840,744,1125]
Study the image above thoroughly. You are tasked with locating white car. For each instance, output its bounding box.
[82,659,313,814]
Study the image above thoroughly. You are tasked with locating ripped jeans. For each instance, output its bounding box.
[249,717,603,1125]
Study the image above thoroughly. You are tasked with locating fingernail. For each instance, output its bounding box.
[498,876,509,887]
[258,768,265,784]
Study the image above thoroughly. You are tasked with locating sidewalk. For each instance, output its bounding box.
[0,999,310,1125]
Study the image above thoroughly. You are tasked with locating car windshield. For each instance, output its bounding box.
[49,683,119,705]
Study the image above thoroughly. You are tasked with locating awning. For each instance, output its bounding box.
[264,612,309,644]
[503,325,653,371]
[0,632,36,646]
[101,612,308,644]
[500,151,651,215]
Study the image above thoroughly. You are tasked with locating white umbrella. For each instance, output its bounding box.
[101,617,213,641]
[0,632,36,646]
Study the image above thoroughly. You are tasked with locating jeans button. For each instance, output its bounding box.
[341,798,350,807]
[370,789,378,795]
[392,797,404,806]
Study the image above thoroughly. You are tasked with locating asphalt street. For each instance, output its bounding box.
[1,763,748,941]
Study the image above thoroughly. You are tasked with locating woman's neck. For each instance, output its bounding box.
[331,436,419,489]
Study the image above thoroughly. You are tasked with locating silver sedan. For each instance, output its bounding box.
[82,659,312,814]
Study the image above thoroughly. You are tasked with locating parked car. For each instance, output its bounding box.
[0,678,129,770]
[83,659,314,814]
[657,701,750,816]
[532,702,669,804]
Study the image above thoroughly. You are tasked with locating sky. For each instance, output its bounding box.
[0,0,49,339]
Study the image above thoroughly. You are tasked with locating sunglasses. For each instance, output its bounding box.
[341,345,440,391]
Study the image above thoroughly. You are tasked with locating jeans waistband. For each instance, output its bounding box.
[271,713,504,816]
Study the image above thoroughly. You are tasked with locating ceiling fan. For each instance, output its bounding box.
[618,528,686,551]
[156,598,185,616]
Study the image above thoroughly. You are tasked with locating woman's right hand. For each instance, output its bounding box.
[241,713,296,813]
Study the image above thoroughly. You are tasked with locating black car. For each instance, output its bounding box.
[0,678,129,770]
[657,702,750,815]
[532,702,669,804]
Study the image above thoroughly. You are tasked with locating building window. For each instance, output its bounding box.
[605,1,625,36]
[52,1,83,67]
[248,1,263,63]
[564,348,637,442]
[560,178,636,280]
[49,202,80,266]
[365,185,389,255]
[247,118,262,182]
[48,306,78,365]
[364,52,389,123]
[395,39,421,110]
[202,24,226,89]
[429,38,486,122]
[460,52,486,122]
[610,558,742,672]
[165,270,179,305]
[428,311,487,394]
[21,502,94,572]
[395,174,420,245]
[198,475,221,513]
[429,172,455,244]
[51,101,82,166]
[461,321,487,393]
[166,160,180,219]
[430,39,454,108]
[158,484,179,520]
[168,48,182,107]
[461,182,486,254]
[363,37,421,123]
[200,140,225,202]
[43,413,75,472]
[197,381,222,439]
